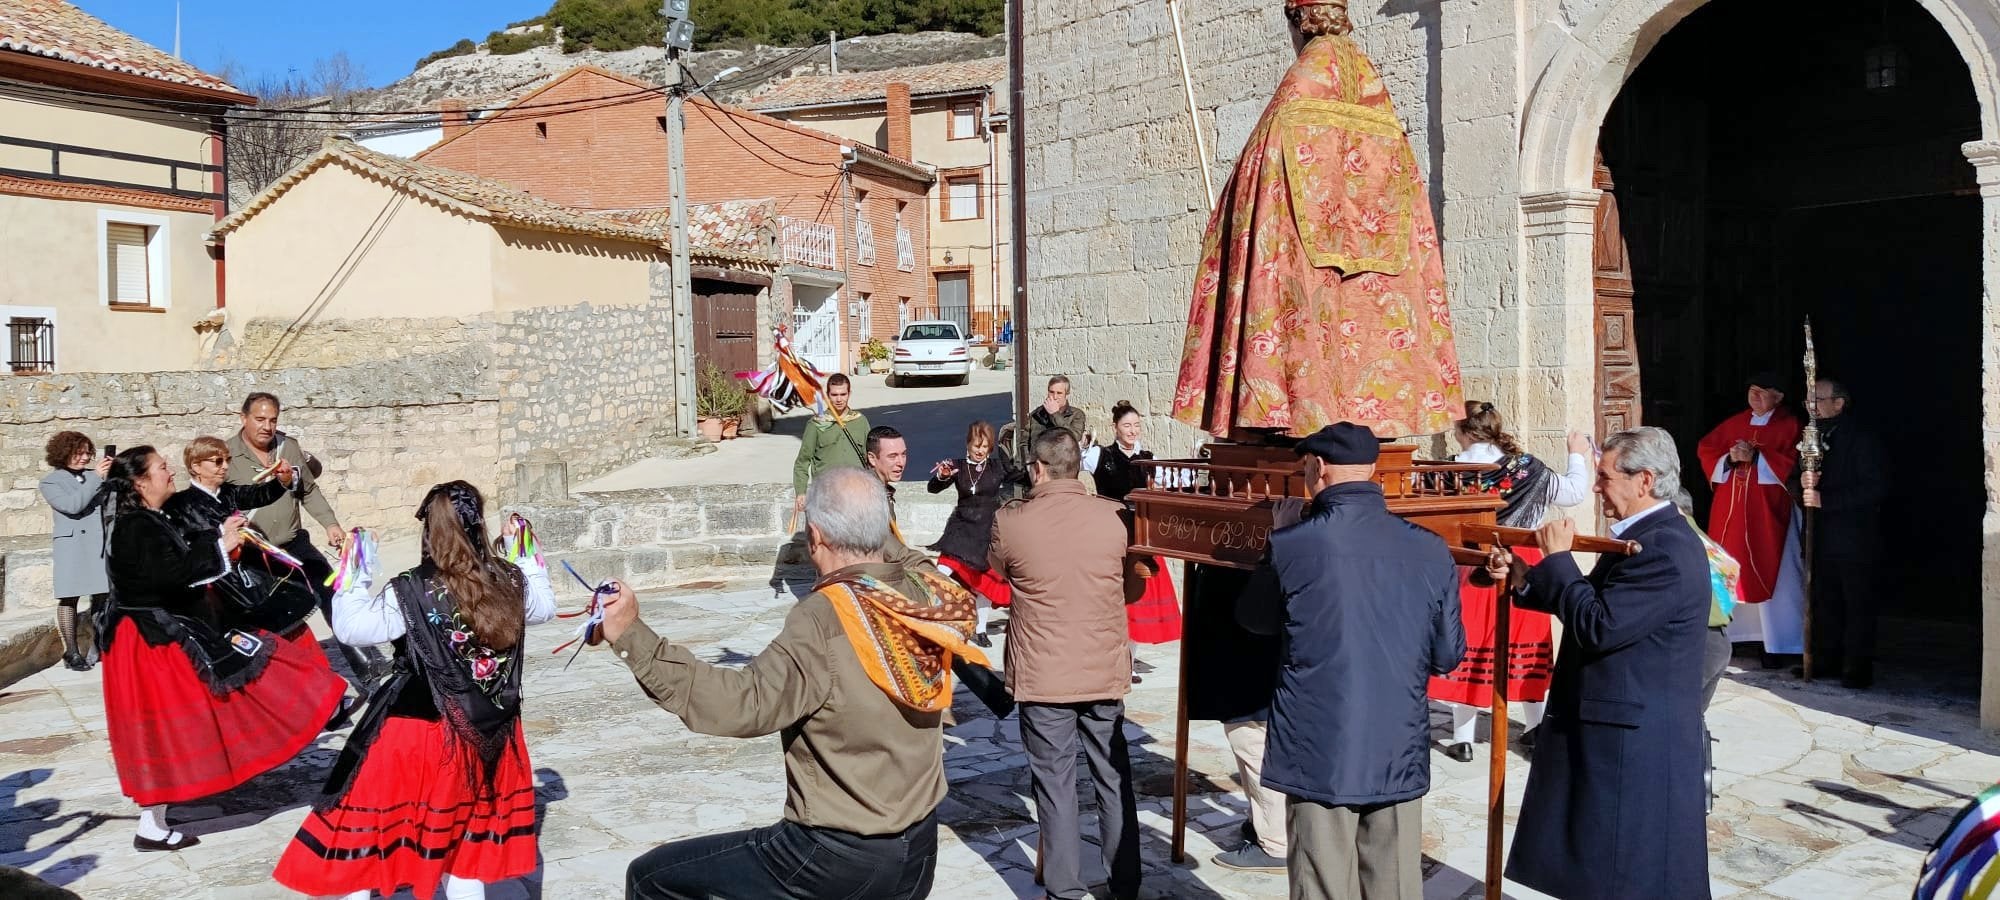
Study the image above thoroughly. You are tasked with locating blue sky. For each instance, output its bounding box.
[78,0,550,89]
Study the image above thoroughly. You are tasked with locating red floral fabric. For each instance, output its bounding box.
[1174,34,1462,439]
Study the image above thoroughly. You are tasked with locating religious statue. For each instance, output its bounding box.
[1172,0,1463,440]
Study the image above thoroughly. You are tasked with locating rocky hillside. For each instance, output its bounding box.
[355,30,1007,112]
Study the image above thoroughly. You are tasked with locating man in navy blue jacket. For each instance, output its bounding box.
[1489,426,1712,899]
[1266,423,1465,900]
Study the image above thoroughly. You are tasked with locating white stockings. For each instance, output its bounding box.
[136,804,179,842]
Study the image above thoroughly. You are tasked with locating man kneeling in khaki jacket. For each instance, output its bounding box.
[989,428,1142,900]
[604,467,989,898]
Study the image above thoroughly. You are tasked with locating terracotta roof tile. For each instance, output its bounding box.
[0,0,244,96]
[745,57,1005,110]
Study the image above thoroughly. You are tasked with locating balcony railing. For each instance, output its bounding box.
[9,318,54,374]
[779,217,838,270]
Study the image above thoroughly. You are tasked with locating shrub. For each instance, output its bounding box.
[486,28,553,55]
[415,38,478,70]
[696,360,749,419]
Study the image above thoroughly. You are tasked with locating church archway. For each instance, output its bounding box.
[1519,0,2000,718]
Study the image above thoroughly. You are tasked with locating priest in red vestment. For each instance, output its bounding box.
[1697,374,1806,656]
[1172,0,1461,439]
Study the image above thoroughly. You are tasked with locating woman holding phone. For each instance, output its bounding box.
[275,482,554,900]
[39,431,112,671]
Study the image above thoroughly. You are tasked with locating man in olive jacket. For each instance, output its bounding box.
[791,374,869,516]
[607,467,950,898]
[1266,423,1464,900]
[988,427,1139,900]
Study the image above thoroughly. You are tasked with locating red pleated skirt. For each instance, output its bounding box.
[1127,555,1183,644]
[101,617,346,806]
[1427,547,1554,707]
[273,717,539,899]
[940,554,1012,608]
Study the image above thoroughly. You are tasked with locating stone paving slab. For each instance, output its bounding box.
[1,576,1994,898]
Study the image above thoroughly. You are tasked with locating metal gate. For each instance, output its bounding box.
[935,272,971,334]
[693,280,759,376]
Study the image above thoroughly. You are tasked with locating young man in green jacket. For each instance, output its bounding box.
[793,374,870,515]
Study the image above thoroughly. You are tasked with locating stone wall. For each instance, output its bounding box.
[495,275,683,486]
[1023,0,1539,454]
[0,348,502,541]
[209,316,498,371]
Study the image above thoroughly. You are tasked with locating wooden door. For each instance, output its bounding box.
[1592,154,1640,439]
[692,280,759,376]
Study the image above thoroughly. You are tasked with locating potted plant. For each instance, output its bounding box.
[862,338,891,374]
[695,361,748,441]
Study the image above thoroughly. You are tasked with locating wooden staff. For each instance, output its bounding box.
[1459,529,1637,900]
[1798,317,1824,681]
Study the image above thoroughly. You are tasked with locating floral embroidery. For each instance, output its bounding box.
[1172,34,1460,440]
[428,586,513,701]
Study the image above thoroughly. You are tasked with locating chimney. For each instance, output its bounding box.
[440,99,469,140]
[885,82,912,161]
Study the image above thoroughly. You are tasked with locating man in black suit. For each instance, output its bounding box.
[1489,426,1711,899]
[1799,378,1886,688]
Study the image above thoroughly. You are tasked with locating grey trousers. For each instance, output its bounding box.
[1287,796,1422,900]
[1020,700,1141,900]
[1700,624,1733,712]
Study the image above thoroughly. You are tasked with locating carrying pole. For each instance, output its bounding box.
[1166,0,1216,208]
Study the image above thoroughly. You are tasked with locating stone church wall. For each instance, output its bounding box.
[1024,0,1548,453]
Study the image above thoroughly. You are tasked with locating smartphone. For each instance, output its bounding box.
[103,444,117,457]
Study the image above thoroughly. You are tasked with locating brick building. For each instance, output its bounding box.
[419,65,935,374]
[749,58,1011,342]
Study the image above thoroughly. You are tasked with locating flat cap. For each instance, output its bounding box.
[1295,422,1380,465]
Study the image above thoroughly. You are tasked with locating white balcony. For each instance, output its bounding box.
[779,217,838,270]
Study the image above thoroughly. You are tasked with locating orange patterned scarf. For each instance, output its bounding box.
[820,569,991,712]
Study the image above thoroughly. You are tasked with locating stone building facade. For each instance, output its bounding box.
[1025,0,2000,725]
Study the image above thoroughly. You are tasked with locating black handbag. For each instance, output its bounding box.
[212,555,319,635]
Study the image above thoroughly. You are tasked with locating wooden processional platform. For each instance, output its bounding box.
[1122,441,1629,900]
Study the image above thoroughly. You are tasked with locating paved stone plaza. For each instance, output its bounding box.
[1,575,1991,899]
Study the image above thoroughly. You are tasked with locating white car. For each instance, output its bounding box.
[890,320,971,385]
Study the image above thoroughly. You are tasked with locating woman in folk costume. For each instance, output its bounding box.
[274,482,554,900]
[99,447,347,852]
[927,420,1020,647]
[1428,403,1593,761]
[1172,0,1462,442]
[1087,401,1185,681]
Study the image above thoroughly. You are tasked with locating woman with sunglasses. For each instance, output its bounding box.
[100,446,347,853]
[274,482,554,900]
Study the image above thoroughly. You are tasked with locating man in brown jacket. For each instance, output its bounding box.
[606,466,973,898]
[989,427,1141,900]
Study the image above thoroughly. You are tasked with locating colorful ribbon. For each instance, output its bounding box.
[500,514,543,568]
[325,527,377,592]
[241,528,304,571]
[551,560,613,668]
[1919,783,2000,900]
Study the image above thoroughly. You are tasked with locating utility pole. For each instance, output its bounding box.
[664,1,697,437]
[1007,0,1030,462]
[830,31,839,74]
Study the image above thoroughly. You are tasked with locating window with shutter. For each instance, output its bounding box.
[946,177,982,221]
[950,103,980,140]
[106,223,152,305]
